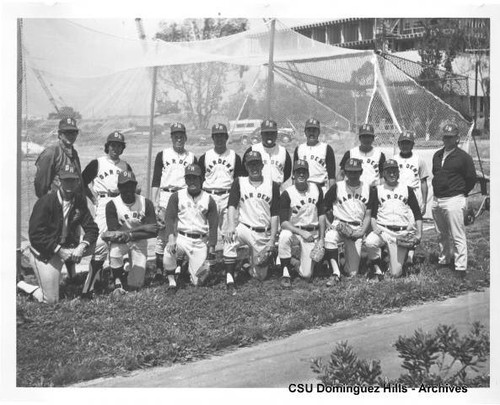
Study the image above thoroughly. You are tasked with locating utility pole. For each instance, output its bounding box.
[17,18,23,257]
[266,19,276,119]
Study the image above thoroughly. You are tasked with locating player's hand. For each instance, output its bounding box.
[70,243,87,264]
[223,228,236,244]
[300,230,315,243]
[141,223,160,234]
[57,247,72,261]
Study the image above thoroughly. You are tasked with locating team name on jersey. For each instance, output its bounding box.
[240,191,272,204]
[98,168,123,180]
[262,157,284,171]
[122,211,146,222]
[379,192,408,204]
[164,158,191,167]
[292,197,318,214]
[365,158,379,172]
[206,158,234,173]
[399,162,418,176]
[307,155,325,166]
[338,192,368,205]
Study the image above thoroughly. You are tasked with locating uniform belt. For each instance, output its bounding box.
[241,222,270,233]
[380,224,407,232]
[296,225,319,231]
[161,187,181,192]
[204,189,230,195]
[178,230,206,239]
[338,219,361,226]
[98,192,119,198]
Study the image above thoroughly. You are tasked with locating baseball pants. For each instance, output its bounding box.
[209,192,230,250]
[109,240,148,288]
[224,223,271,281]
[92,196,112,261]
[155,190,174,255]
[278,229,317,279]
[365,226,411,277]
[163,233,208,286]
[325,222,363,276]
[431,194,467,271]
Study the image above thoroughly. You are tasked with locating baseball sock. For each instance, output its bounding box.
[112,267,126,288]
[64,260,76,279]
[166,271,176,287]
[371,258,383,275]
[325,249,340,276]
[82,259,104,294]
[224,261,236,284]
[280,258,291,278]
[155,254,164,275]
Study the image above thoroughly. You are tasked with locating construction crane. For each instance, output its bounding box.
[31,68,62,116]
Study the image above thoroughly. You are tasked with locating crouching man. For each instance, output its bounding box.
[278,160,325,288]
[104,170,157,291]
[19,165,98,304]
[163,164,218,291]
[365,159,423,279]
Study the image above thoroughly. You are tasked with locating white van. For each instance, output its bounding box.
[228,119,262,145]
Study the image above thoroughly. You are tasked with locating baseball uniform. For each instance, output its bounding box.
[340,146,385,187]
[294,142,336,190]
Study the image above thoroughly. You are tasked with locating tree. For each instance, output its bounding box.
[155,19,248,129]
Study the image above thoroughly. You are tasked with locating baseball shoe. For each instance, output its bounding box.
[326,274,340,287]
[153,273,165,284]
[226,282,236,296]
[80,291,94,300]
[167,283,178,294]
[280,276,292,289]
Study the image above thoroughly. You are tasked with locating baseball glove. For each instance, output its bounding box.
[255,245,274,267]
[335,222,354,238]
[310,240,325,263]
[101,231,130,243]
[396,234,420,249]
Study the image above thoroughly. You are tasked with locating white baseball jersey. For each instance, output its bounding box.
[202,148,236,190]
[238,177,273,228]
[176,189,211,236]
[252,143,287,184]
[92,156,129,195]
[331,181,371,224]
[375,183,411,227]
[350,147,383,186]
[111,195,147,231]
[296,142,329,184]
[160,148,195,189]
[392,152,429,205]
[285,184,320,227]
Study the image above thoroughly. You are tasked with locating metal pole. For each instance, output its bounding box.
[473,60,479,129]
[146,66,158,200]
[266,19,276,119]
[17,18,22,256]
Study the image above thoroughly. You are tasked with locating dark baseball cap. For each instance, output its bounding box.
[107,131,126,144]
[117,170,137,185]
[442,123,459,136]
[59,117,78,131]
[185,164,202,177]
[211,123,228,135]
[245,150,263,164]
[293,159,309,172]
[261,119,278,133]
[344,158,363,172]
[305,118,320,130]
[398,130,415,143]
[170,122,186,134]
[383,159,399,170]
[59,164,80,179]
[359,123,375,136]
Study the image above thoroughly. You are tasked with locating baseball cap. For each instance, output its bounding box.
[383,159,399,170]
[261,119,278,133]
[211,123,228,135]
[59,117,78,131]
[59,164,80,179]
[359,123,375,136]
[398,130,415,143]
[106,131,126,144]
[442,123,459,136]
[185,164,202,177]
[293,159,309,172]
[117,170,137,185]
[344,158,363,172]
[245,150,263,164]
[170,122,186,134]
[305,118,320,130]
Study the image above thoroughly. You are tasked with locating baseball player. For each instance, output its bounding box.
[293,118,336,192]
[339,123,386,187]
[80,131,133,298]
[163,164,218,290]
[18,165,98,304]
[431,123,476,279]
[278,160,326,288]
[365,159,423,279]
[105,170,157,291]
[242,119,292,187]
[392,130,429,264]
[151,122,196,282]
[198,123,244,250]
[223,151,280,293]
[323,158,374,285]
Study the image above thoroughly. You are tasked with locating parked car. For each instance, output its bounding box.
[228,119,262,146]
[250,127,295,145]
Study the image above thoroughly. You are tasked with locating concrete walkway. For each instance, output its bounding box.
[76,288,489,388]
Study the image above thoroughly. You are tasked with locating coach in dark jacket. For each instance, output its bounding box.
[431,123,476,278]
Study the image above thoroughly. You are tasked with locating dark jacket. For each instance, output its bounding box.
[432,147,476,198]
[29,191,98,262]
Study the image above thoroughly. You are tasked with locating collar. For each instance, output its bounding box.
[57,190,74,205]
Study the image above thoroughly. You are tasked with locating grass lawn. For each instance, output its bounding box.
[16,209,490,387]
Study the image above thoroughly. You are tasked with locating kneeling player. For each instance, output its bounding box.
[278,160,325,287]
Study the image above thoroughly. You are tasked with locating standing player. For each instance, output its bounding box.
[392,130,429,264]
[278,160,325,288]
[339,123,386,187]
[163,164,218,290]
[198,123,244,250]
[365,160,423,279]
[80,131,133,298]
[293,118,336,192]
[242,119,292,187]
[18,165,98,304]
[223,151,280,293]
[323,158,374,285]
[151,122,196,281]
[105,170,157,291]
